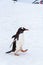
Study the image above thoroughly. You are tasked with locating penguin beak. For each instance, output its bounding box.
[25,29,29,31]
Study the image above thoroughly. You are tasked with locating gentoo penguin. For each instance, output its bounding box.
[6,27,29,56]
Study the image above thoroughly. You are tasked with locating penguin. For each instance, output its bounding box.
[6,27,29,56]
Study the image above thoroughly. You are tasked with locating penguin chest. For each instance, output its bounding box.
[16,34,24,50]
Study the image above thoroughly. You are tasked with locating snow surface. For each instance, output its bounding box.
[0,0,43,65]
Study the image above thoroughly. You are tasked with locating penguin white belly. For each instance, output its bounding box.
[16,34,24,50]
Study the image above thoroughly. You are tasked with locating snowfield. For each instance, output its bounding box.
[0,0,43,65]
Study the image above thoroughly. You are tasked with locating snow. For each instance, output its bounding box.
[0,0,43,65]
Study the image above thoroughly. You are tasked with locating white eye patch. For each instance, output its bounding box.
[21,27,24,29]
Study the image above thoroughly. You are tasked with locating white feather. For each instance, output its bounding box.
[16,33,24,51]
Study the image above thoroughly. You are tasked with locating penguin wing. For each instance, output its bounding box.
[12,35,15,38]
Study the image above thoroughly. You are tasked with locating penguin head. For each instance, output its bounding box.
[17,27,29,34]
[12,27,29,40]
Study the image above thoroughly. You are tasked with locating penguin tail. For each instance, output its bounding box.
[6,50,12,53]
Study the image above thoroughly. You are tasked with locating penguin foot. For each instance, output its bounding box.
[21,49,28,52]
[14,53,19,56]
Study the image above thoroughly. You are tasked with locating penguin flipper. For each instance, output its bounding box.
[12,35,15,38]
